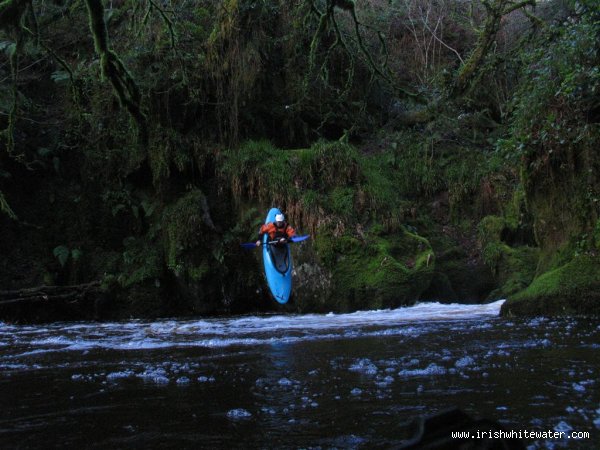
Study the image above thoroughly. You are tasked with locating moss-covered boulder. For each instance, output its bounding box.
[290,244,334,313]
[309,226,434,312]
[423,246,496,303]
[478,215,539,300]
[501,255,600,316]
[161,189,223,313]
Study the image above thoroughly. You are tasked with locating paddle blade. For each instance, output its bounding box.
[290,234,310,243]
[240,242,259,249]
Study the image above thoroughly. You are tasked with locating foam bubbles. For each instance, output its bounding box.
[106,370,135,382]
[398,363,447,377]
[554,421,573,433]
[349,359,378,375]
[455,356,475,368]
[198,375,216,383]
[138,367,170,385]
[227,408,252,419]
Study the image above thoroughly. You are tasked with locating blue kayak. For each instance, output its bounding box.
[262,208,293,304]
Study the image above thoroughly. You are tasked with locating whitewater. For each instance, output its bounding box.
[0,300,598,448]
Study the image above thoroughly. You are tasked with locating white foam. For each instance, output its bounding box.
[0,301,505,356]
[398,363,447,377]
[137,367,170,385]
[554,421,573,433]
[278,377,294,386]
[106,370,135,381]
[455,356,475,368]
[349,359,378,375]
[198,375,216,383]
[227,408,252,419]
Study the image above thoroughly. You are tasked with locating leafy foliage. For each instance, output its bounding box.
[1,0,598,316]
[504,1,600,262]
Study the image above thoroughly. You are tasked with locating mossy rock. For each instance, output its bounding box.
[501,255,600,317]
[317,227,434,311]
[478,215,539,301]
[419,243,495,303]
[292,261,334,313]
[478,215,506,242]
[162,189,214,274]
[485,244,539,300]
[422,271,458,303]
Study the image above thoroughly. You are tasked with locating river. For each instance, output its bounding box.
[0,300,598,449]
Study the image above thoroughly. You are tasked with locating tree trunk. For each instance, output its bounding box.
[453,0,536,96]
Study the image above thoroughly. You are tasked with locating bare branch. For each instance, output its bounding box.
[420,10,464,65]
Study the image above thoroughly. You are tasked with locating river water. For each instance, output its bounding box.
[0,300,599,449]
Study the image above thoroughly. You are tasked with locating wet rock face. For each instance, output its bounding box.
[501,255,600,317]
[285,227,436,313]
[292,262,333,313]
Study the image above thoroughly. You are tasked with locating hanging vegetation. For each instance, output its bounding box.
[84,0,148,147]
[0,0,598,320]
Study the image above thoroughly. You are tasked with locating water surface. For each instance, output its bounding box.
[1,300,599,448]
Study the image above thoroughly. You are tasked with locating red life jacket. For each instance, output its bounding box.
[259,222,296,241]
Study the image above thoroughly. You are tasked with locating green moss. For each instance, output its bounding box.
[502,255,600,316]
[477,214,539,299]
[162,189,212,276]
[321,227,434,311]
[503,185,526,230]
[329,187,354,217]
[119,236,162,287]
[84,0,148,146]
[486,244,539,299]
[187,263,209,282]
[478,215,505,243]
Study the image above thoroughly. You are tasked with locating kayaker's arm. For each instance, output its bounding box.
[286,224,296,238]
[241,235,310,249]
[256,231,264,246]
[256,223,269,246]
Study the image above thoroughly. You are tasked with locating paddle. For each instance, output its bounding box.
[240,234,310,249]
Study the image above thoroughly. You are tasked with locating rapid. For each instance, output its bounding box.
[1,300,598,448]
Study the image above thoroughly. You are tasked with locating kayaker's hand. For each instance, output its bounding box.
[279,238,287,244]
[255,240,261,247]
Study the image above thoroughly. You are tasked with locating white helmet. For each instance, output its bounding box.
[275,213,285,222]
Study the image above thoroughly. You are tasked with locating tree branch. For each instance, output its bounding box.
[504,0,535,15]
[84,0,148,147]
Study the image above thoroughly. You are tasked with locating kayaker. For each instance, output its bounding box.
[256,213,296,247]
